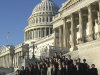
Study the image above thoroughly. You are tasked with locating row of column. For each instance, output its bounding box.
[13,51,23,68]
[0,54,13,68]
[54,2,100,51]
[25,27,52,41]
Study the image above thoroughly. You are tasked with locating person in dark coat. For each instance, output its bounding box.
[20,66,25,75]
[41,65,46,75]
[57,65,63,75]
[82,59,88,75]
[54,52,59,58]
[37,64,41,75]
[25,67,29,75]
[77,58,83,72]
[33,65,37,75]
[65,65,70,75]
[29,67,33,75]
[74,64,82,75]
[67,55,73,68]
[16,70,21,75]
[52,64,57,75]
[71,60,77,75]
[90,64,98,75]
[62,62,66,75]
[44,63,48,75]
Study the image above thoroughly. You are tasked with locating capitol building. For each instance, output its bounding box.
[0,0,100,74]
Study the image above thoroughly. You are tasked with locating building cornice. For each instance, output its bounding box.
[59,0,83,12]
[24,25,52,32]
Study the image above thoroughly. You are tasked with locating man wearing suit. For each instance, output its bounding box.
[37,64,41,75]
[47,63,53,75]
[74,64,82,75]
[67,55,73,67]
[90,64,98,75]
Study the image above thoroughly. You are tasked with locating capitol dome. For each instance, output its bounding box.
[24,0,59,44]
[32,0,59,14]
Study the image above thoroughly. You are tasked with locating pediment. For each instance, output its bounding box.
[1,46,7,52]
[62,0,80,9]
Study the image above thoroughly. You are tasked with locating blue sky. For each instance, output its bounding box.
[0,0,66,48]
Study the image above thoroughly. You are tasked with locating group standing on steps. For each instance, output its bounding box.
[16,52,98,75]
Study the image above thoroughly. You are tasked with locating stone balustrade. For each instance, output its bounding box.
[53,13,61,20]
[14,43,24,50]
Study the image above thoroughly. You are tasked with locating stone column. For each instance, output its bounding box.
[2,56,4,67]
[16,53,18,68]
[33,30,35,39]
[32,30,33,39]
[27,31,29,40]
[49,28,50,35]
[38,29,40,39]
[45,28,46,36]
[21,51,23,58]
[6,55,8,68]
[34,30,36,39]
[0,58,1,67]
[79,9,84,43]
[70,14,77,51]
[14,54,16,68]
[54,29,56,46]
[59,26,63,47]
[63,18,67,49]
[40,28,42,38]
[9,54,13,67]
[35,29,37,38]
[0,57,1,67]
[98,1,100,38]
[88,5,93,41]
[37,29,38,38]
[28,31,30,40]
[26,31,28,40]
[1,57,2,67]
[4,56,6,68]
[24,32,26,41]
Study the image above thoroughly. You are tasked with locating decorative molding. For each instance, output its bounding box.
[60,0,83,12]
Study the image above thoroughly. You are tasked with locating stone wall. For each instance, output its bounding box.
[77,39,100,75]
[0,67,14,75]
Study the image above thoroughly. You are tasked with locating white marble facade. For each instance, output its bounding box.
[52,0,100,51]
[0,0,100,74]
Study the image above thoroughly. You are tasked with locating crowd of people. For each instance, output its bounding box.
[16,52,98,75]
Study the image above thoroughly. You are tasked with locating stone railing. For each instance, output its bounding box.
[53,13,61,20]
[77,32,100,44]
[14,43,24,49]
[49,46,67,52]
[6,72,16,75]
[35,34,53,43]
[63,50,79,59]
